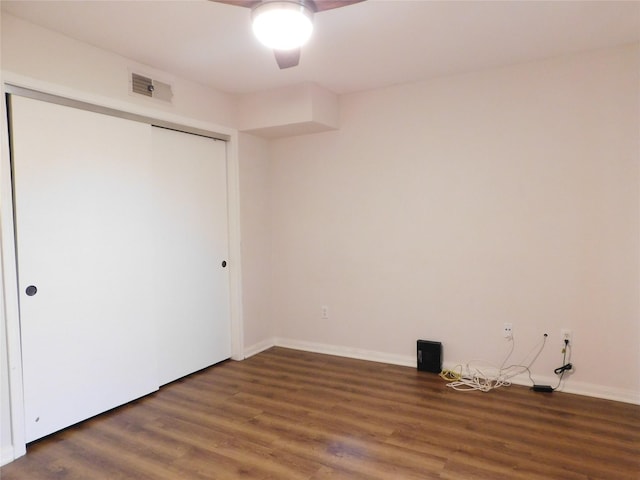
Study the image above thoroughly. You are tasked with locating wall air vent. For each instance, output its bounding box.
[131,73,173,103]
[132,73,153,97]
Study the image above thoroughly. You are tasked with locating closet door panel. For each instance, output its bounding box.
[152,127,230,386]
[10,96,158,442]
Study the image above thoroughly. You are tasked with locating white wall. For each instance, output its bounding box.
[238,133,273,355]
[269,44,640,403]
[0,270,11,462]
[0,14,237,127]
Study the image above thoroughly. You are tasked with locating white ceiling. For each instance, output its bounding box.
[2,0,639,95]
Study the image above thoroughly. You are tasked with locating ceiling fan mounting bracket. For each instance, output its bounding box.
[253,0,318,13]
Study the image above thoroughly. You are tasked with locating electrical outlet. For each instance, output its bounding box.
[561,329,572,344]
[503,322,513,338]
[321,306,329,320]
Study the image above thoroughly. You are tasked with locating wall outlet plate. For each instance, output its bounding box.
[503,322,513,338]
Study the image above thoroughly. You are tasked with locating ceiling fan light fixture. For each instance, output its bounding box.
[251,1,314,51]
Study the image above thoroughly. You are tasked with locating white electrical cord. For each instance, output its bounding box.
[442,334,547,392]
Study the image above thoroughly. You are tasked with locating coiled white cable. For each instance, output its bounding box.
[441,334,547,392]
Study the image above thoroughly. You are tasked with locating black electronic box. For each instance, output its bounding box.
[417,340,442,373]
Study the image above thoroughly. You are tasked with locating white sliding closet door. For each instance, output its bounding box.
[151,127,230,386]
[10,96,158,442]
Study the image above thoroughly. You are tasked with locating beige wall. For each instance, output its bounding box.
[269,44,640,402]
[1,8,639,466]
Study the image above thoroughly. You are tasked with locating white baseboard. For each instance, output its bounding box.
[438,362,640,405]
[266,337,639,405]
[243,337,276,359]
[274,337,416,368]
[539,377,640,405]
[1,446,14,467]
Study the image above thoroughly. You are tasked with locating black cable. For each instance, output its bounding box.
[553,339,572,390]
[554,363,573,375]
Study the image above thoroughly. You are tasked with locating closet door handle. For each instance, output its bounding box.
[26,285,38,296]
[221,261,227,268]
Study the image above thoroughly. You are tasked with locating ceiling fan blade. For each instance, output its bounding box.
[312,0,366,12]
[274,49,301,69]
[211,0,260,8]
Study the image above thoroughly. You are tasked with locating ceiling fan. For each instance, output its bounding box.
[212,0,366,69]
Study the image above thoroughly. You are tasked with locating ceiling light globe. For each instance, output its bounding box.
[252,2,313,51]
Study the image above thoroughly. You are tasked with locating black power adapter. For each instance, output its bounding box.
[532,385,554,393]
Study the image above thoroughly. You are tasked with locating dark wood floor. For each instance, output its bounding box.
[2,347,639,479]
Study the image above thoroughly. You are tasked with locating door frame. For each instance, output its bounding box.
[0,76,245,461]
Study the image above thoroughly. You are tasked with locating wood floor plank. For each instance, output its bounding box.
[2,347,639,479]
